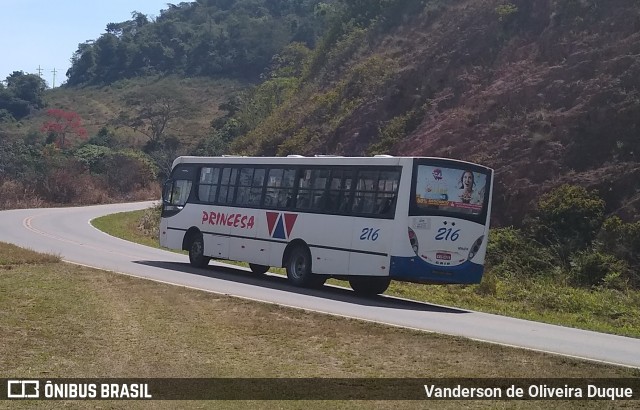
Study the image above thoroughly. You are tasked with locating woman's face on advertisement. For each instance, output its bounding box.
[463,171,473,189]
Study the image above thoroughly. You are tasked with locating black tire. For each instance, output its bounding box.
[286,245,325,288]
[188,233,210,268]
[249,263,270,275]
[349,276,391,296]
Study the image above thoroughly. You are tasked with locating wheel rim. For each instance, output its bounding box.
[290,253,306,279]
[191,239,203,258]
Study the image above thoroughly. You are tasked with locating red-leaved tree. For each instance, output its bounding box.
[41,108,88,148]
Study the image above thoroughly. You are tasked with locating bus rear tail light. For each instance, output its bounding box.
[408,227,419,255]
[468,235,484,260]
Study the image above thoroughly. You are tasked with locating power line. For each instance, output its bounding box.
[36,65,44,78]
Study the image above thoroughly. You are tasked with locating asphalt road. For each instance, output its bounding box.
[1,202,639,368]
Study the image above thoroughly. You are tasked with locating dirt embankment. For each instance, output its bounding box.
[334,0,640,225]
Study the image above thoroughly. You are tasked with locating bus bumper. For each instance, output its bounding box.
[389,257,484,284]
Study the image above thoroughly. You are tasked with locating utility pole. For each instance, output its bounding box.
[51,68,57,88]
[36,65,44,78]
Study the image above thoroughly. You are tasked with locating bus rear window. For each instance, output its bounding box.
[414,165,488,216]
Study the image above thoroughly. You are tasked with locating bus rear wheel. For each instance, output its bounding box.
[349,276,391,296]
[188,233,210,268]
[286,245,325,288]
[249,264,269,275]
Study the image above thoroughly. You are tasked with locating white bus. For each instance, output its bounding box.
[160,156,494,295]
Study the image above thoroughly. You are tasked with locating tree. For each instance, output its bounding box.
[93,34,121,83]
[117,83,196,146]
[0,72,47,120]
[40,109,88,149]
[5,71,47,107]
[66,42,97,86]
[65,0,327,84]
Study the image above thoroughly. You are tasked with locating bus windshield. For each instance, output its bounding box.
[414,164,488,217]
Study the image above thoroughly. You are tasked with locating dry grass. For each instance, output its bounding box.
[0,180,45,211]
[0,242,60,266]
[5,76,247,148]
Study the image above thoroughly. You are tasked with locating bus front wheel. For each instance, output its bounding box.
[188,233,210,268]
[286,245,325,288]
[349,276,391,296]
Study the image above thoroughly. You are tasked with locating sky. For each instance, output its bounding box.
[0,0,172,87]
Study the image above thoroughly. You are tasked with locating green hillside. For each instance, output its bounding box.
[1,0,639,287]
[0,75,244,208]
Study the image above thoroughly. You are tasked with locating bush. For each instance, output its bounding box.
[495,3,518,22]
[0,179,43,210]
[569,250,630,290]
[73,144,113,173]
[138,205,161,238]
[486,227,557,279]
[87,127,118,148]
[101,151,157,195]
[0,109,15,123]
[526,184,605,262]
[368,106,426,155]
[38,164,107,205]
[596,216,640,287]
[475,269,499,296]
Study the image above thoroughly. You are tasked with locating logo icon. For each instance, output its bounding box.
[7,380,40,399]
[436,252,452,261]
[266,212,298,240]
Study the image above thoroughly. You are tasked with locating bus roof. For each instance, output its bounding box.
[172,156,493,171]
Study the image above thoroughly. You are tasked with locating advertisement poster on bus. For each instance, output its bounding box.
[415,165,487,215]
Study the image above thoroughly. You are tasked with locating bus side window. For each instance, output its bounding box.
[296,193,310,209]
[235,167,253,206]
[310,170,329,210]
[352,171,377,214]
[326,173,342,212]
[285,193,295,208]
[265,168,296,209]
[281,169,296,209]
[313,192,327,209]
[326,191,339,212]
[295,169,313,210]
[249,168,265,206]
[361,193,376,214]
[218,167,237,204]
[352,195,363,213]
[376,196,395,214]
[264,189,277,207]
[198,167,220,203]
[374,171,400,216]
[265,168,282,208]
[332,171,353,214]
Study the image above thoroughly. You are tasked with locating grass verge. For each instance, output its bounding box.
[91,208,640,339]
[0,242,60,266]
[1,242,638,408]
